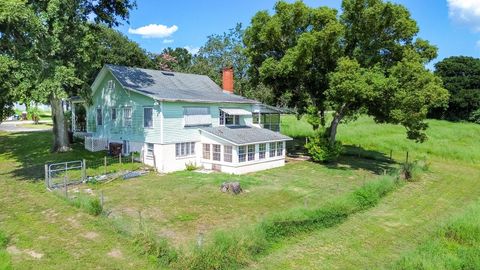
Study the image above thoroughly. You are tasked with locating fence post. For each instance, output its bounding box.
[104,156,107,175]
[82,159,86,182]
[119,154,122,165]
[389,149,393,160]
[131,154,134,163]
[44,164,49,189]
[64,163,68,198]
[406,151,409,164]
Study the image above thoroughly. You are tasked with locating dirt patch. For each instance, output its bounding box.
[82,231,99,240]
[7,245,44,259]
[107,249,123,259]
[25,249,44,259]
[41,209,59,223]
[66,216,81,228]
[6,245,21,255]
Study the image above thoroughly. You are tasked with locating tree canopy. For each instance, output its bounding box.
[244,0,448,148]
[0,0,137,151]
[431,56,480,121]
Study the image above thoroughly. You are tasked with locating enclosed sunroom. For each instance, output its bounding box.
[199,125,292,174]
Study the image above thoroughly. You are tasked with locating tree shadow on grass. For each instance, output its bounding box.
[287,136,396,175]
[0,131,107,181]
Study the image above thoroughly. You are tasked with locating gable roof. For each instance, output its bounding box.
[200,126,292,145]
[104,64,258,104]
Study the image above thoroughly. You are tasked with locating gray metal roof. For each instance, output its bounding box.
[200,126,292,145]
[106,65,258,104]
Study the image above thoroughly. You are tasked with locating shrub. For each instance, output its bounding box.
[185,162,198,171]
[86,197,103,216]
[305,133,343,162]
[469,108,480,124]
[133,232,179,267]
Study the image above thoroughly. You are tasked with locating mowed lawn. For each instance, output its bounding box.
[0,115,479,269]
[248,116,480,269]
[0,129,388,268]
[93,159,380,247]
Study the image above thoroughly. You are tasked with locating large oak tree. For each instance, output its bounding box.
[244,0,448,146]
[0,0,136,152]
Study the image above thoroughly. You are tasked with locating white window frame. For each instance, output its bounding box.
[144,107,153,128]
[111,107,117,121]
[247,144,255,161]
[124,106,132,127]
[259,143,266,159]
[96,108,102,126]
[175,142,195,158]
[224,145,232,163]
[269,142,276,157]
[212,144,221,161]
[203,144,211,160]
[277,141,284,156]
[219,109,240,126]
[238,146,246,162]
[146,143,154,159]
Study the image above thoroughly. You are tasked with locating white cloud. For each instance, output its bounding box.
[163,39,174,44]
[184,45,200,55]
[128,24,178,38]
[447,0,480,31]
[476,40,480,48]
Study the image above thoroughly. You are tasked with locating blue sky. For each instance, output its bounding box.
[116,0,480,67]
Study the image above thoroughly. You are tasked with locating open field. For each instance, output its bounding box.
[0,116,479,269]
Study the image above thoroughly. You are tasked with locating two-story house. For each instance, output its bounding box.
[75,64,291,174]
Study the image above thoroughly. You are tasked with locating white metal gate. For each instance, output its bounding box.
[45,160,85,189]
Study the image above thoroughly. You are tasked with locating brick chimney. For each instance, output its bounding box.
[222,67,234,93]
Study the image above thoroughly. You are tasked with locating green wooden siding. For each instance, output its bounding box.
[87,70,254,145]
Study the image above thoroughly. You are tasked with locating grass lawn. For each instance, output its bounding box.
[91,159,381,247]
[0,115,479,269]
[247,116,480,269]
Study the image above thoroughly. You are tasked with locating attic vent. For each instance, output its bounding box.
[162,72,174,76]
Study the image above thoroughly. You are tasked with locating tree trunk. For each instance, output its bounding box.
[51,96,71,152]
[328,104,347,145]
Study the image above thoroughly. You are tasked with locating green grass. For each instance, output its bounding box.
[247,116,480,269]
[0,231,12,270]
[96,159,381,247]
[1,114,479,269]
[394,199,480,270]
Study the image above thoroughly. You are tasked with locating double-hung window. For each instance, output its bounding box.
[146,143,154,159]
[124,107,132,127]
[203,144,211,159]
[111,108,117,121]
[144,107,153,128]
[96,108,102,126]
[212,144,221,161]
[259,143,266,159]
[248,145,255,161]
[277,141,284,156]
[219,110,239,126]
[224,145,232,163]
[175,142,195,157]
[269,142,276,157]
[238,146,246,162]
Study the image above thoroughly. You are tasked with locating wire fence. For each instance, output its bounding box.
[44,153,143,190]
